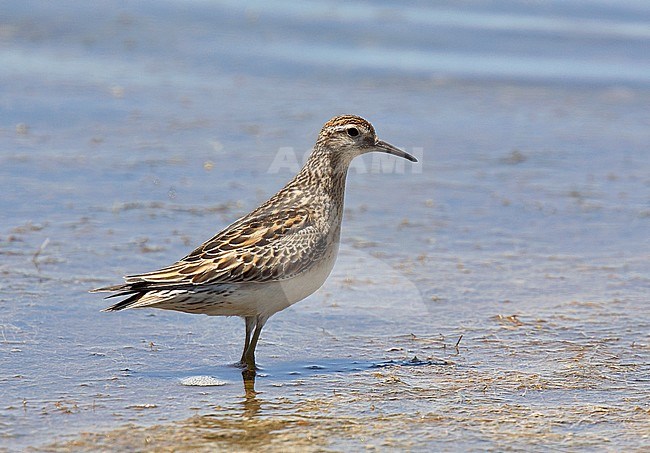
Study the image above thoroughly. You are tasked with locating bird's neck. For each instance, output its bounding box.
[273,146,350,232]
[292,146,350,200]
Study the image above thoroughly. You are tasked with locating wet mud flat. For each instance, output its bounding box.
[2,0,650,451]
[3,214,649,452]
[21,302,650,452]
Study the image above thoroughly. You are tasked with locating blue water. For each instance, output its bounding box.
[3,0,650,85]
[1,0,649,450]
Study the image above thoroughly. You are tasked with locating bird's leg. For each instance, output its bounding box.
[243,315,267,373]
[238,316,256,367]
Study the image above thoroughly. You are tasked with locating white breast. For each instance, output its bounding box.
[245,238,340,318]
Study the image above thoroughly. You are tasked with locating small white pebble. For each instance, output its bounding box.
[180,375,228,387]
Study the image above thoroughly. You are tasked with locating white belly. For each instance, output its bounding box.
[251,240,340,318]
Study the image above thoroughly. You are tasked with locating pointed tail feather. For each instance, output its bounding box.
[91,272,199,313]
[90,283,131,293]
[101,292,143,312]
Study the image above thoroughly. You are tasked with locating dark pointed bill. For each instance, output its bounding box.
[374,140,418,162]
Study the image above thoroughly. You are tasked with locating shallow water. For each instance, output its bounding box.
[1,0,649,451]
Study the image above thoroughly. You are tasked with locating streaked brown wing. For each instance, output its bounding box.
[124,207,327,286]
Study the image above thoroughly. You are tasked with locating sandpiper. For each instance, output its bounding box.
[92,115,417,373]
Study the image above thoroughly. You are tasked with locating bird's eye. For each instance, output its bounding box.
[347,127,359,137]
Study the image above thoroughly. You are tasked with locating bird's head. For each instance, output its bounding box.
[316,114,417,165]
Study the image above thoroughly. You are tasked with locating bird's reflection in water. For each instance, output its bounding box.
[240,370,261,418]
[176,371,286,449]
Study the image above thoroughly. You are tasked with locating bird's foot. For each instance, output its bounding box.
[233,357,258,372]
[233,360,248,369]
